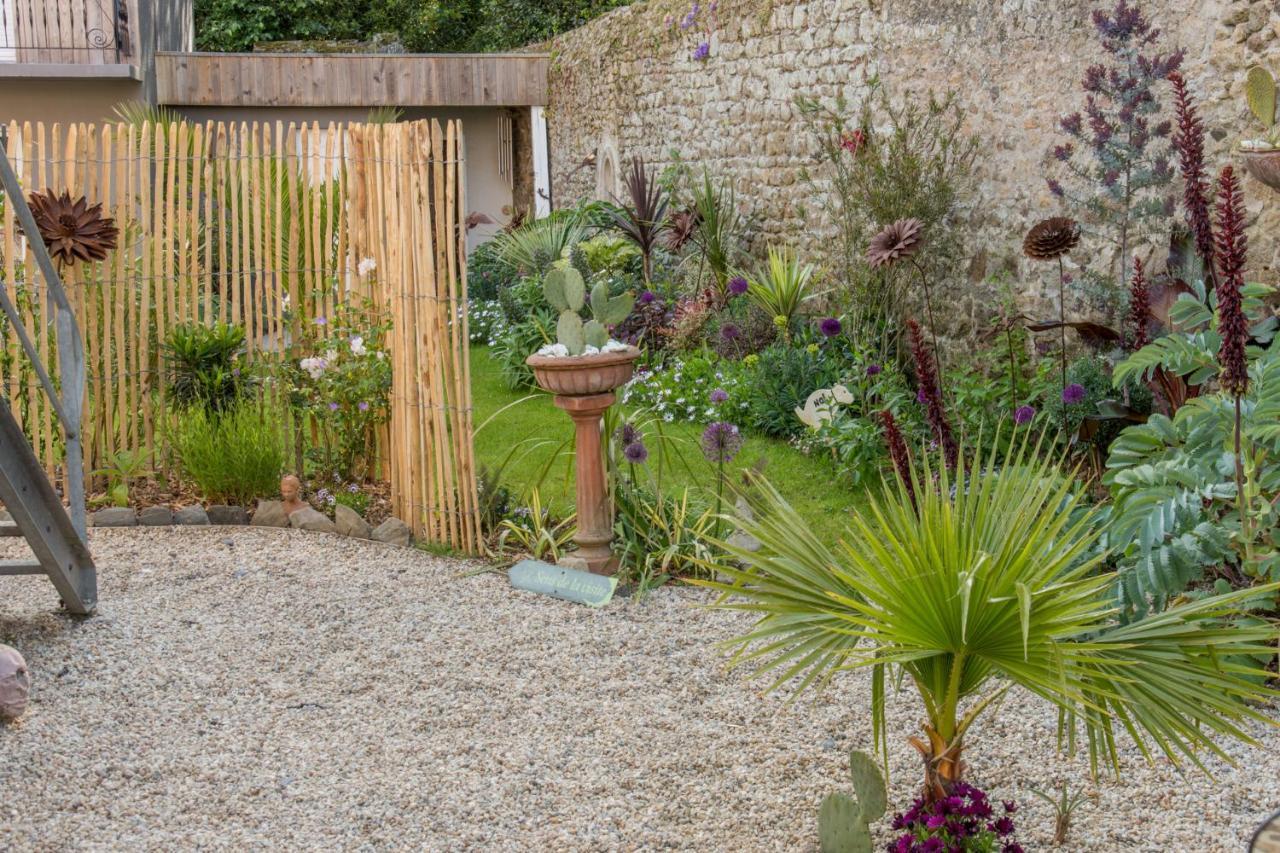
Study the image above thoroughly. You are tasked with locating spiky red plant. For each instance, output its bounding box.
[908,319,958,471]
[1213,166,1249,397]
[1168,72,1215,281]
[879,409,916,510]
[1125,256,1152,351]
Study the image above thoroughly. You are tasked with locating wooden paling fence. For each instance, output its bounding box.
[0,119,480,552]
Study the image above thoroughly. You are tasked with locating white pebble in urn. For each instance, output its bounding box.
[0,644,30,722]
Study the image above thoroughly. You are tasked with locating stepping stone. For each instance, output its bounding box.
[371,517,411,547]
[174,506,210,525]
[92,507,137,527]
[334,504,372,539]
[207,505,249,525]
[250,500,290,528]
[138,506,174,526]
[289,507,337,534]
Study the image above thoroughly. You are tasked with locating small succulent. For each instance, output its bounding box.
[542,265,634,355]
[1242,66,1280,151]
[818,749,887,853]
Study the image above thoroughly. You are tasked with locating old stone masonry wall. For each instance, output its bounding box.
[547,0,1280,322]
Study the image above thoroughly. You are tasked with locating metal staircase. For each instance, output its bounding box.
[0,135,96,615]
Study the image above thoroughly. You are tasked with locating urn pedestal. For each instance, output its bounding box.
[525,348,641,575]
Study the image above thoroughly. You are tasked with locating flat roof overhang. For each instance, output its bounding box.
[156,51,549,108]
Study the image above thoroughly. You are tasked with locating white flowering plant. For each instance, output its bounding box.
[620,354,748,425]
[286,299,392,480]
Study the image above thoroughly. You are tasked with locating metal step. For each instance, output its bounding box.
[0,397,96,614]
[0,560,44,576]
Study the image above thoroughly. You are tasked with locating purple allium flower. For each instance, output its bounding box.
[701,421,742,464]
[720,323,741,341]
[1014,405,1035,425]
[865,363,882,376]
[328,401,340,411]
[638,290,656,304]
[615,422,641,449]
[692,41,710,61]
[727,275,748,296]
[623,441,649,464]
[358,401,370,412]
[1062,383,1087,404]
[709,388,729,404]
[819,317,842,337]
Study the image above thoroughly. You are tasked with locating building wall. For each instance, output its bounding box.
[0,79,143,125]
[174,105,516,252]
[547,0,1280,323]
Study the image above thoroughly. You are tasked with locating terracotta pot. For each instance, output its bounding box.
[1239,149,1280,193]
[525,347,641,396]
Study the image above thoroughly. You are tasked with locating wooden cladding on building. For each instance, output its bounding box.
[156,51,550,108]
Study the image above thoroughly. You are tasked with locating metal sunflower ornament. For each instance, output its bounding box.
[23,189,118,268]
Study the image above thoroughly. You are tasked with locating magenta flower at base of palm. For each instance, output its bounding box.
[1124,256,1151,351]
[727,276,748,297]
[1014,405,1035,425]
[908,319,957,471]
[701,421,743,464]
[1214,165,1250,396]
[890,782,1020,853]
[1168,71,1215,273]
[1062,383,1087,405]
[819,317,842,337]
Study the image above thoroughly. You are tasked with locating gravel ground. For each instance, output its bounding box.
[1,527,1277,851]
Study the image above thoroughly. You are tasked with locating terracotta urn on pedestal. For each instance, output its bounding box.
[525,347,641,574]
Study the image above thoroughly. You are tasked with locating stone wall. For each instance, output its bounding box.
[546,0,1280,328]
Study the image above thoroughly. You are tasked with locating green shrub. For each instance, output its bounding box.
[468,240,518,301]
[743,344,844,438]
[163,322,257,413]
[168,400,287,505]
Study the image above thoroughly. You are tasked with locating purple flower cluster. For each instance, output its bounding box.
[727,276,749,297]
[615,422,649,466]
[1013,405,1036,425]
[889,783,1021,853]
[1061,383,1087,405]
[819,317,842,338]
[701,421,742,464]
[692,41,710,61]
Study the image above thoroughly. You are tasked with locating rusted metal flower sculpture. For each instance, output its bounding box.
[1022,217,1080,260]
[1024,217,1081,428]
[865,217,923,268]
[24,189,118,268]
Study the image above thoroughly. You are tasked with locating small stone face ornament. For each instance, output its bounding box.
[280,475,306,515]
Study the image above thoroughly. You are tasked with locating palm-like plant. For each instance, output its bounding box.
[698,434,1278,802]
[492,213,586,278]
[610,157,668,284]
[741,247,817,339]
[690,170,742,297]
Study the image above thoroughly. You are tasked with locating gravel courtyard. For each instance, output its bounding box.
[1,527,1276,851]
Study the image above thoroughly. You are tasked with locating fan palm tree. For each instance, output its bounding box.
[697,433,1278,803]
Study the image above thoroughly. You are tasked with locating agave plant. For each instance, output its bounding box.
[609,157,668,284]
[698,434,1278,803]
[740,247,817,339]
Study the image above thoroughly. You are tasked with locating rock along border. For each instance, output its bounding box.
[86,502,415,548]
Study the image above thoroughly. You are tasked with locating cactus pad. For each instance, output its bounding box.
[818,792,872,853]
[584,319,608,349]
[557,310,585,355]
[1246,66,1276,129]
[847,750,887,821]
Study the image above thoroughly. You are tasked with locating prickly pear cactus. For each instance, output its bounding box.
[1246,66,1276,130]
[817,750,887,853]
[583,319,608,349]
[541,263,634,356]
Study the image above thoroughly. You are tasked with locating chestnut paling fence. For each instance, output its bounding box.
[0,119,480,552]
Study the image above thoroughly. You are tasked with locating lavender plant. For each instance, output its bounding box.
[1047,0,1183,320]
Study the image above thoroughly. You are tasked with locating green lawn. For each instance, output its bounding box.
[469,346,867,531]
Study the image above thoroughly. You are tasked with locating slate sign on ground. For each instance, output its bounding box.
[508,559,617,607]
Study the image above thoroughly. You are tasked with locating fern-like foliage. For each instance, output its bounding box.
[1105,347,1280,619]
